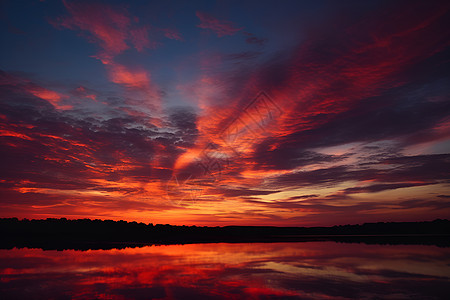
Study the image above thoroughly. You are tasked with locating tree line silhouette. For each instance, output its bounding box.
[1,218,449,250]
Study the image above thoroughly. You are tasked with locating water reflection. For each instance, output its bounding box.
[1,242,449,299]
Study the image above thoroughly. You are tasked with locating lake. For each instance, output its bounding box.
[1,242,449,299]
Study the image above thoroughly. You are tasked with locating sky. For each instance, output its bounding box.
[0,0,449,226]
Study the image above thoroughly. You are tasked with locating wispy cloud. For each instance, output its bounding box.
[196,11,242,37]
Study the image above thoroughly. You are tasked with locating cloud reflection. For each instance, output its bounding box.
[0,242,448,299]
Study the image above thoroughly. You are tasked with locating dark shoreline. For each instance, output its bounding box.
[1,218,449,250]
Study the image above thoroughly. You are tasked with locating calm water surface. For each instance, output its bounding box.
[1,242,449,299]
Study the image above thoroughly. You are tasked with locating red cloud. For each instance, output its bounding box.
[59,1,132,55]
[0,129,33,140]
[172,1,450,213]
[74,86,97,101]
[58,1,181,58]
[26,86,72,110]
[196,11,242,37]
[1,71,72,110]
[56,1,166,100]
[105,62,151,90]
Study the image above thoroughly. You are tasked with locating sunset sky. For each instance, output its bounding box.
[1,0,449,226]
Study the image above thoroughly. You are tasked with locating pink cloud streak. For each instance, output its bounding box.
[196,11,242,37]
